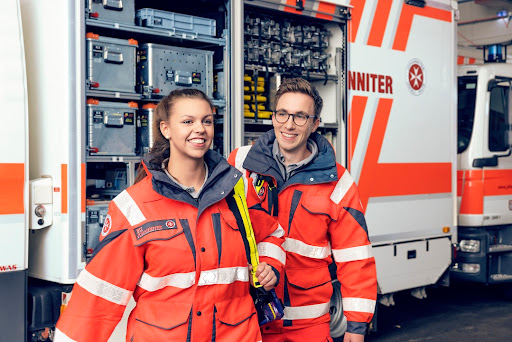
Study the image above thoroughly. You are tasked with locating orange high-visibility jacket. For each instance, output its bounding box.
[55,151,285,342]
[228,131,377,335]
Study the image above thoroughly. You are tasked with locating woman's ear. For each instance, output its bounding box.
[160,120,170,140]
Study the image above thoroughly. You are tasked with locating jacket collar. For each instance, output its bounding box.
[243,130,338,189]
[142,150,242,216]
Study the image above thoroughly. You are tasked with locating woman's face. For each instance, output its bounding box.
[160,98,214,162]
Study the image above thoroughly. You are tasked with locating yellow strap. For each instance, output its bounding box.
[233,178,262,288]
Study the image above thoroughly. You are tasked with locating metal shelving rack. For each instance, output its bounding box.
[82,1,233,259]
[235,0,349,163]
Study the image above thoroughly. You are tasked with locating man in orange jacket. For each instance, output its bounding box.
[229,78,377,342]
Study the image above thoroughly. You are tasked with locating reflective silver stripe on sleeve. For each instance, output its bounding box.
[257,242,286,265]
[342,297,376,314]
[198,266,249,286]
[330,171,354,205]
[332,244,373,263]
[137,271,196,291]
[113,190,146,226]
[283,302,330,320]
[283,238,331,259]
[76,269,132,306]
[269,224,285,238]
[54,328,77,342]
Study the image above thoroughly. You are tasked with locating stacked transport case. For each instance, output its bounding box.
[83,1,221,260]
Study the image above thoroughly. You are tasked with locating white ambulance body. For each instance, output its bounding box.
[0,0,29,340]
[347,0,457,300]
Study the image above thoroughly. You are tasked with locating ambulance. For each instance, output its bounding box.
[453,45,512,288]
[2,0,493,340]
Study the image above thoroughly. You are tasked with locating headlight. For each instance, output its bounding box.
[459,239,481,253]
[461,263,480,273]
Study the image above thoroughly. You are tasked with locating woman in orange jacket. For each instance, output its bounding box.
[55,89,286,342]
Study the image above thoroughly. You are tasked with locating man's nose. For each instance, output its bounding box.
[285,115,296,128]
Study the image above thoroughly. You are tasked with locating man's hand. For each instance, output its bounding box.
[343,332,364,342]
[249,262,277,291]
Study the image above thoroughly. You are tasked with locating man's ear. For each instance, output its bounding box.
[311,117,321,133]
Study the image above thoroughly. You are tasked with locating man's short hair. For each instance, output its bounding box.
[274,77,323,118]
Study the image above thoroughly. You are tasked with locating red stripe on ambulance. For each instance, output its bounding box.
[353,98,451,210]
[392,4,452,51]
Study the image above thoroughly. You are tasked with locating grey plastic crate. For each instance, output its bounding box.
[135,8,216,37]
[137,43,214,98]
[86,0,135,25]
[87,99,137,156]
[86,34,138,93]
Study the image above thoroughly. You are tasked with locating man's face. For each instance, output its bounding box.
[273,92,320,161]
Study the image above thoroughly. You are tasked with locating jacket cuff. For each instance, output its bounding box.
[270,265,280,287]
[347,321,367,335]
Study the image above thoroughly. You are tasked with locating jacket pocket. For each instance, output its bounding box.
[133,301,192,341]
[215,295,261,341]
[300,195,337,222]
[286,267,333,306]
[218,207,240,231]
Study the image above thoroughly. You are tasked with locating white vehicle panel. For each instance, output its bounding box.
[373,237,452,294]
[367,194,453,244]
[0,0,29,272]
[483,195,512,226]
[21,0,84,282]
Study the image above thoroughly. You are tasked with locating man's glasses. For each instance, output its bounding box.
[272,110,317,127]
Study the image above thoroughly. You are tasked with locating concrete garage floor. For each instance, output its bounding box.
[364,282,512,341]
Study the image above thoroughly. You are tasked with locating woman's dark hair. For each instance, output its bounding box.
[134,88,214,183]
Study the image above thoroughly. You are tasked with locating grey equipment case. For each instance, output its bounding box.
[86,33,138,93]
[87,98,138,156]
[86,0,135,25]
[137,43,214,98]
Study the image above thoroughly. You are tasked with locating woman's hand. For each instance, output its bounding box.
[249,262,277,291]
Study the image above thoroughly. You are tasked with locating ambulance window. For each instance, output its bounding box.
[488,82,510,152]
[458,76,477,153]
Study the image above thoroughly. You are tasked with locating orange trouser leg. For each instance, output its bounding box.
[262,323,333,342]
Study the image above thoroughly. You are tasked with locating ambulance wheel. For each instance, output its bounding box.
[330,279,347,338]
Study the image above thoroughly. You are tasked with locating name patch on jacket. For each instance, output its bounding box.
[134,219,177,240]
